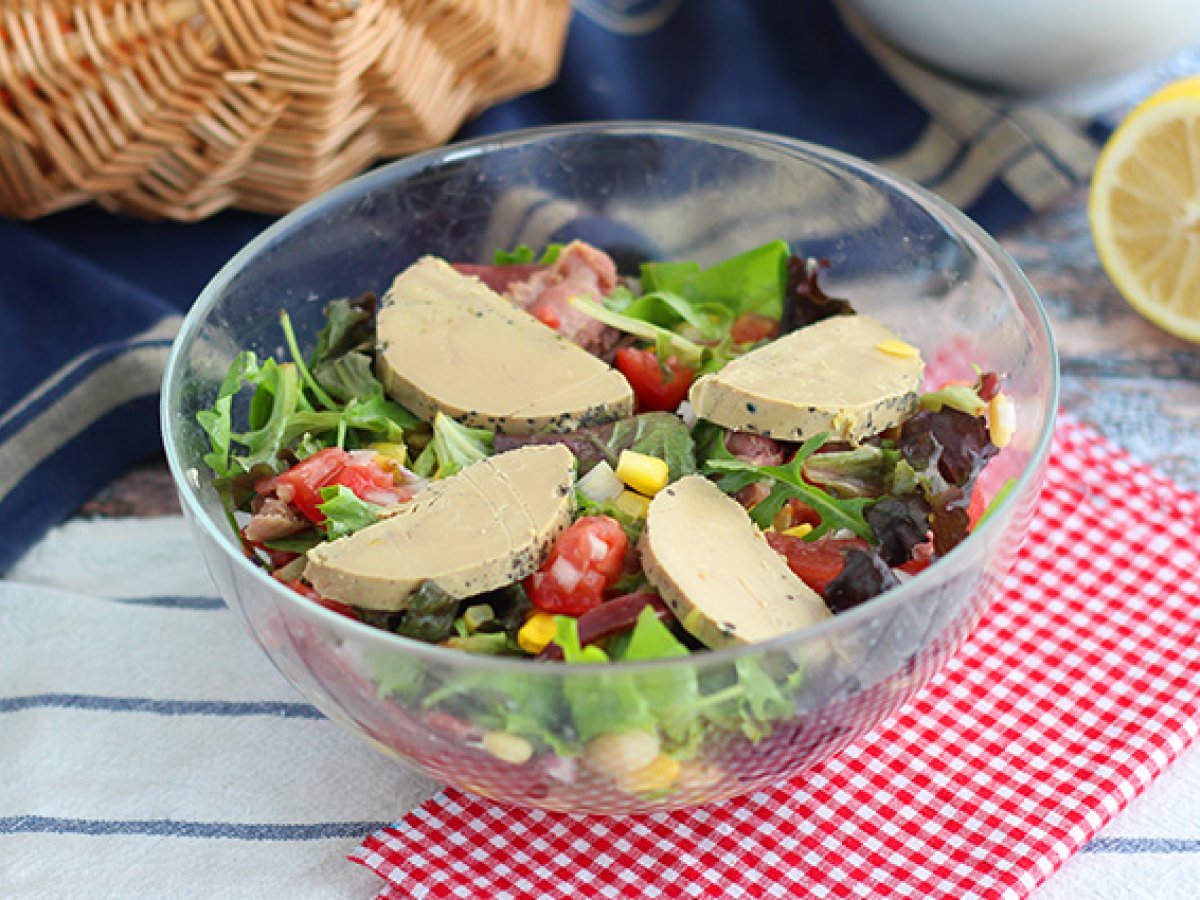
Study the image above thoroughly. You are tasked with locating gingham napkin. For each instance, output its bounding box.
[352,418,1200,900]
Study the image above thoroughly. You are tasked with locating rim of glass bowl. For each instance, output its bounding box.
[161,121,1059,675]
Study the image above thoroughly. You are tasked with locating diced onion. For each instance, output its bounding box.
[576,460,624,503]
[676,400,698,429]
[586,533,609,561]
[549,556,583,592]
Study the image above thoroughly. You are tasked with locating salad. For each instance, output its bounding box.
[198,239,1013,795]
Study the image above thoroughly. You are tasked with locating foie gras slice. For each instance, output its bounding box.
[305,444,575,610]
[376,257,634,434]
[688,314,924,442]
[639,475,830,648]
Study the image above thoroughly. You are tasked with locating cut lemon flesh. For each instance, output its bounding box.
[1089,76,1200,343]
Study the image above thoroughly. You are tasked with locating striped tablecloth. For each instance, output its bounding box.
[2,421,1198,899]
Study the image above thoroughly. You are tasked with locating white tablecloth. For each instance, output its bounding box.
[2,517,1196,898]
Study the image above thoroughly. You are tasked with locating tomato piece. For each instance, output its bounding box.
[275,448,349,523]
[730,312,779,344]
[274,449,408,523]
[765,533,869,595]
[277,577,360,620]
[533,306,561,330]
[614,348,696,413]
[776,498,822,531]
[525,515,630,615]
[334,459,411,506]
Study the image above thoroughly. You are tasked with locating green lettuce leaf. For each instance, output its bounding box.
[411,412,495,479]
[681,240,790,320]
[556,616,656,742]
[317,485,385,540]
[621,606,699,748]
[196,351,261,477]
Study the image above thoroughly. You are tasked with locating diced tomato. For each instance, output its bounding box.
[776,498,822,531]
[525,515,629,616]
[271,448,408,524]
[278,577,360,620]
[274,448,350,522]
[241,531,300,570]
[730,312,779,344]
[765,533,869,595]
[614,348,696,413]
[336,457,412,507]
[533,306,561,330]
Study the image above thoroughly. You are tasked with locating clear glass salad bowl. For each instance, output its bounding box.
[161,123,1057,814]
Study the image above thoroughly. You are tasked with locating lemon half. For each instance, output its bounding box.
[1089,75,1200,342]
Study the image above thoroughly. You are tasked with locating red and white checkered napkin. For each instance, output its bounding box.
[352,418,1200,900]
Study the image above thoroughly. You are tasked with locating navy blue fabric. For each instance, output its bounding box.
[0,1,1095,571]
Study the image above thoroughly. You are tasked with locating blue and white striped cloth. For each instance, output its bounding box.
[2,515,1197,898]
[0,0,1110,572]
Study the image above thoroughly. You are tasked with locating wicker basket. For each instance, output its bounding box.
[0,0,571,221]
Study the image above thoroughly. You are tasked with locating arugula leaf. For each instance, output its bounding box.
[197,351,261,477]
[197,296,421,489]
[317,485,385,540]
[231,359,304,472]
[704,432,875,540]
[411,412,494,479]
[280,311,338,410]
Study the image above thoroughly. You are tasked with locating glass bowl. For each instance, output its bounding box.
[161,123,1057,814]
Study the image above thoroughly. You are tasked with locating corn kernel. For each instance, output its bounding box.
[874,338,920,359]
[782,523,814,539]
[987,393,1015,449]
[615,450,670,496]
[482,731,534,765]
[584,729,661,776]
[517,612,557,654]
[613,489,651,520]
[369,441,407,469]
[617,754,682,794]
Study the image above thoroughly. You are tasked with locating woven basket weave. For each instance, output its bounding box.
[0,0,571,221]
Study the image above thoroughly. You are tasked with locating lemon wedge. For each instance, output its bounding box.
[1089,75,1200,342]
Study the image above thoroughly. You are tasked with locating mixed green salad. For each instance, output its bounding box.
[198,239,1013,794]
